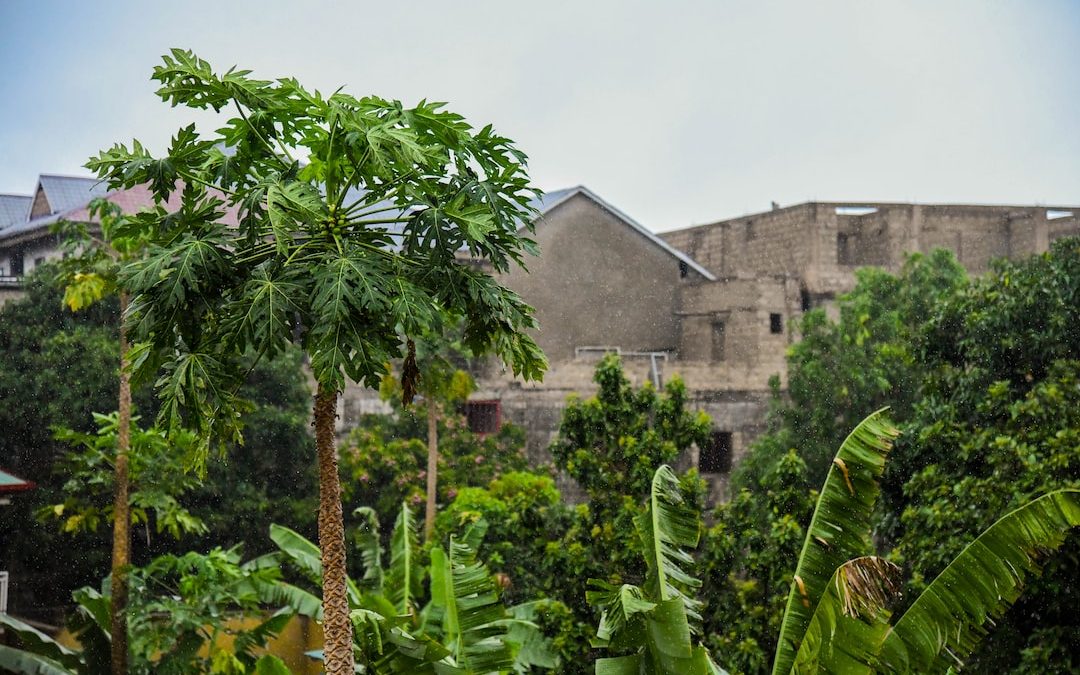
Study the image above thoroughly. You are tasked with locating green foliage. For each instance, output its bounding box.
[0,274,315,616]
[553,354,711,515]
[87,49,546,461]
[880,237,1080,670]
[736,240,1080,670]
[269,506,558,673]
[340,404,530,536]
[879,491,1080,673]
[184,347,317,557]
[586,465,722,675]
[436,472,571,606]
[549,353,709,602]
[0,274,142,612]
[51,198,152,311]
[699,451,813,674]
[128,548,294,674]
[770,409,899,675]
[42,413,204,539]
[0,550,293,675]
[756,411,1080,674]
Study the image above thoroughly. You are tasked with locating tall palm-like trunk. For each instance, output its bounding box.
[110,291,131,675]
[424,402,438,540]
[314,384,354,674]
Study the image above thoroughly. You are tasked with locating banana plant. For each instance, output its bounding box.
[586,465,725,675]
[771,408,1080,673]
[268,502,557,673]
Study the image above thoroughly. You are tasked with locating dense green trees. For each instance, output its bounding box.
[0,273,315,623]
[738,238,1080,672]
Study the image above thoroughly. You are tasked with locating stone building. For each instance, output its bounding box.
[3,172,1078,500]
[465,193,1080,500]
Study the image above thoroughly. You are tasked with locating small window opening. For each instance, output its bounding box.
[1047,209,1073,220]
[679,260,689,278]
[711,321,726,362]
[699,431,732,474]
[837,233,851,265]
[800,288,812,312]
[10,252,24,277]
[770,313,783,334]
[34,257,45,268]
[835,206,878,216]
[464,400,501,434]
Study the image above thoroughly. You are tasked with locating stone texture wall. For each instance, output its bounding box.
[498,192,689,361]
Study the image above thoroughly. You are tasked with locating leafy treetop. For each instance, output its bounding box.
[86,49,547,460]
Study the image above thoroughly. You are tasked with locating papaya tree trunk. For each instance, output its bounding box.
[425,402,438,540]
[314,384,354,674]
[110,291,131,675]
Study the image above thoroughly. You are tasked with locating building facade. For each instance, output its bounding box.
[3,173,1078,501]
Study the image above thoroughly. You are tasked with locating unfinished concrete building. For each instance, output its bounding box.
[2,172,1078,501]
[464,193,1080,501]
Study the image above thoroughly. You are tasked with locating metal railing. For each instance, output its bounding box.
[574,346,669,388]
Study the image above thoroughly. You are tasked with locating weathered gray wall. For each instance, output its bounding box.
[499,193,686,361]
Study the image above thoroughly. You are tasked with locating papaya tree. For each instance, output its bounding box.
[86,50,546,674]
[51,198,150,674]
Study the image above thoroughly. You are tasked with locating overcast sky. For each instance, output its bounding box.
[1,1,1077,231]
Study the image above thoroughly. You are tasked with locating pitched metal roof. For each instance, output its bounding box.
[530,186,717,281]
[37,174,108,215]
[0,194,31,229]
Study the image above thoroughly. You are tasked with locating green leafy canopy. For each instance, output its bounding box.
[87,49,548,460]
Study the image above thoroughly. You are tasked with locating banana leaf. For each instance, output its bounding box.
[771,408,899,675]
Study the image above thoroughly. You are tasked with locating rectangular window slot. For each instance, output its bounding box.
[1047,209,1074,220]
[464,400,501,434]
[699,431,732,474]
[770,313,783,334]
[835,206,878,216]
[711,321,726,362]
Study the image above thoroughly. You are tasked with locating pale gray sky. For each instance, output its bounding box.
[1,0,1077,231]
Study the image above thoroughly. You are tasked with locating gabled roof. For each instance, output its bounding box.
[0,468,34,493]
[530,185,716,281]
[37,175,108,216]
[0,194,31,229]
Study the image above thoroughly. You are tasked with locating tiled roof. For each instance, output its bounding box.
[38,175,108,215]
[0,194,31,228]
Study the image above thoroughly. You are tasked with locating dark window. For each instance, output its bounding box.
[800,288,812,312]
[837,233,851,265]
[711,321,726,362]
[464,400,501,434]
[679,260,689,278]
[9,252,23,277]
[770,313,783,334]
[699,431,732,474]
[34,257,45,268]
